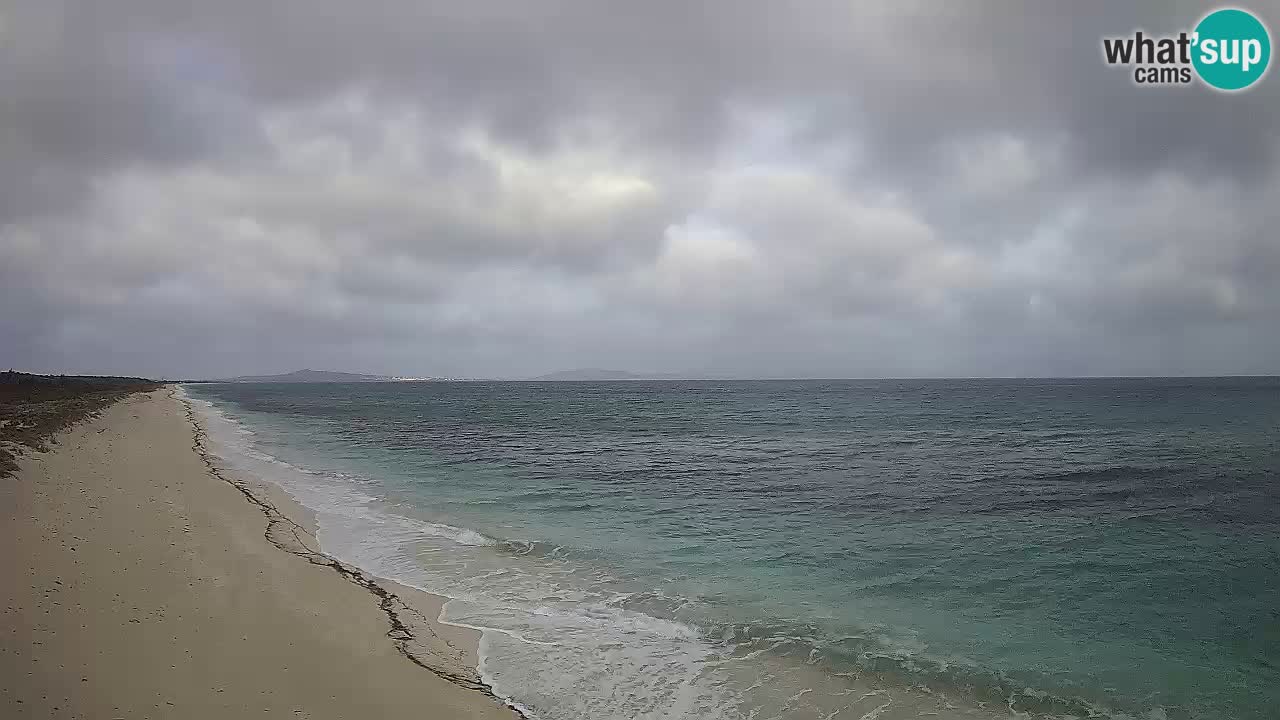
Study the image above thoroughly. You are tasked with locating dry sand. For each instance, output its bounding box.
[1,389,520,719]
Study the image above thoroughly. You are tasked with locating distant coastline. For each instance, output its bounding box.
[529,368,693,381]
[203,369,474,383]
[190,368,1280,385]
[211,369,393,383]
[197,368,710,383]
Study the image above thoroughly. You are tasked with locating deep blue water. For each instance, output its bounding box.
[186,378,1280,720]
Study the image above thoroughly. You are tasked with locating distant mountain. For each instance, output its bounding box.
[217,369,391,383]
[531,368,689,381]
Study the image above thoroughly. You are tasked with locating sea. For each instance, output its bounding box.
[181,378,1279,720]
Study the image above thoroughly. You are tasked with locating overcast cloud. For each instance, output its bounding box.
[2,1,1279,378]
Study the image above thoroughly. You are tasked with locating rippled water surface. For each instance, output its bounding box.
[185,378,1280,720]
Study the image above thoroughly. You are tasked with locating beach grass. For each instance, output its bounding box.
[0,371,161,477]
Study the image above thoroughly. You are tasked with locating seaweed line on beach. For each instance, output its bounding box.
[175,389,528,718]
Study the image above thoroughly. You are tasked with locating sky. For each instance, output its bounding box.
[2,1,1279,379]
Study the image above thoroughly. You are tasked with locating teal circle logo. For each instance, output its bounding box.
[1192,8,1271,91]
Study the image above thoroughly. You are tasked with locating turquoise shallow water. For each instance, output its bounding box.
[185,379,1280,720]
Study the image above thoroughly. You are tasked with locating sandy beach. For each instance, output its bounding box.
[0,388,519,719]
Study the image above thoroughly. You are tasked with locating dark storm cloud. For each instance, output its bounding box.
[0,2,260,223]
[2,0,1279,378]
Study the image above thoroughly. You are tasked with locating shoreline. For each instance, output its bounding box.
[2,388,521,719]
[178,389,525,710]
